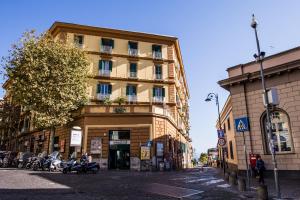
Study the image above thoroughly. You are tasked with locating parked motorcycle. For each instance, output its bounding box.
[2,151,18,168]
[49,151,63,172]
[17,152,33,168]
[62,153,99,174]
[32,151,48,171]
[26,154,39,169]
[62,152,80,174]
[0,151,6,167]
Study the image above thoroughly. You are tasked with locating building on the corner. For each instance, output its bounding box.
[0,22,192,170]
[215,96,238,171]
[218,46,300,174]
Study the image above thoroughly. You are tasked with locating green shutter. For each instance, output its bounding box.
[108,84,112,94]
[109,61,112,71]
[133,86,137,95]
[126,86,129,95]
[153,88,156,97]
[99,60,103,70]
[97,84,101,93]
[130,63,137,72]
[162,88,165,97]
[110,40,114,48]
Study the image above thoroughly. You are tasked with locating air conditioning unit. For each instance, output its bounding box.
[263,88,279,106]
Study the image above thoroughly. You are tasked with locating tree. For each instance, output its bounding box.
[3,31,89,153]
[199,153,208,164]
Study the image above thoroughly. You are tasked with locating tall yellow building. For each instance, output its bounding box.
[1,22,192,170]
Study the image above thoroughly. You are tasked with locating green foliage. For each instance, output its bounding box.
[114,96,126,106]
[103,96,112,106]
[3,31,89,128]
[199,153,208,164]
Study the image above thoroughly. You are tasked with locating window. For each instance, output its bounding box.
[261,110,293,153]
[128,41,138,56]
[129,63,137,78]
[223,124,226,133]
[126,85,137,103]
[101,38,114,53]
[109,130,130,140]
[153,87,165,103]
[155,65,162,79]
[53,136,59,151]
[99,60,112,76]
[229,141,234,159]
[97,83,112,100]
[227,117,231,130]
[74,35,84,48]
[152,45,162,59]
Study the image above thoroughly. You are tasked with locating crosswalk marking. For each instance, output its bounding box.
[202,179,224,186]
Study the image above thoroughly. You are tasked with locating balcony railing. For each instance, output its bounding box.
[128,48,138,56]
[99,70,110,77]
[155,74,162,80]
[101,45,112,54]
[127,95,137,103]
[153,51,162,59]
[153,96,164,103]
[128,72,137,78]
[97,94,110,101]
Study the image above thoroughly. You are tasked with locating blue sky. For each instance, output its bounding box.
[1,1,300,157]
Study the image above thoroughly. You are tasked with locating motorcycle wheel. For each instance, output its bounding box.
[18,163,23,169]
[32,163,38,171]
[25,163,31,169]
[62,168,68,174]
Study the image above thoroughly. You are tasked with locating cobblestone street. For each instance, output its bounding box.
[0,167,249,200]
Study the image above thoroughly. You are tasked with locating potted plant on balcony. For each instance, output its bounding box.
[114,97,126,113]
[103,97,112,112]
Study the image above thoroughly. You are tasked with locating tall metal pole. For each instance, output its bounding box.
[251,14,281,198]
[242,131,250,188]
[216,94,226,176]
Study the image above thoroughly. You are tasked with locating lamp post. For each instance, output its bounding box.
[251,14,281,198]
[205,93,226,176]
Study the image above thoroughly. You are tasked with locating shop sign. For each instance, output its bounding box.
[70,128,82,147]
[156,142,164,157]
[109,140,130,145]
[90,137,102,154]
[140,146,150,160]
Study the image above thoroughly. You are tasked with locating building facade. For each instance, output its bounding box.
[216,96,238,171]
[0,22,192,170]
[219,46,300,173]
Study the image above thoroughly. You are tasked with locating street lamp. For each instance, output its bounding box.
[205,93,226,176]
[251,14,281,198]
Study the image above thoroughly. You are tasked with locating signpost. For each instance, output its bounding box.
[218,138,226,146]
[70,126,82,158]
[235,117,250,188]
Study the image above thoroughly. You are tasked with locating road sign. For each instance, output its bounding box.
[218,138,226,146]
[217,130,225,138]
[235,117,250,132]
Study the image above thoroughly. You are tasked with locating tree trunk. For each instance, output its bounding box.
[48,127,55,153]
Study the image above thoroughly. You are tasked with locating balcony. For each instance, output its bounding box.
[153,51,162,59]
[128,48,138,56]
[127,95,137,103]
[101,45,112,54]
[97,94,110,101]
[155,73,162,80]
[153,96,164,103]
[128,72,137,78]
[99,70,110,77]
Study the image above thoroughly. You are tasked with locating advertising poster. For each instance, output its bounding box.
[90,137,102,154]
[156,142,164,157]
[70,129,82,147]
[140,146,150,160]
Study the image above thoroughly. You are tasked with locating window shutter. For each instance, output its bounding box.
[133,86,137,95]
[162,88,165,97]
[109,61,113,71]
[110,40,114,48]
[97,84,101,93]
[126,86,129,95]
[130,63,137,72]
[99,60,103,70]
[108,84,112,94]
[153,88,156,97]
[101,38,104,46]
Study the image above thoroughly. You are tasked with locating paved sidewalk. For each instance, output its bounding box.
[215,168,300,199]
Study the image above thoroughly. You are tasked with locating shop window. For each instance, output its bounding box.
[261,110,293,154]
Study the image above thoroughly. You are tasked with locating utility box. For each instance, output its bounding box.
[263,88,279,106]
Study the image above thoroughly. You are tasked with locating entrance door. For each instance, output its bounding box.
[108,130,130,170]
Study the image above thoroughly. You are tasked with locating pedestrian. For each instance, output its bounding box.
[256,155,265,185]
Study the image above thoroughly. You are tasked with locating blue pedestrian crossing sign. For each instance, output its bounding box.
[234,117,250,132]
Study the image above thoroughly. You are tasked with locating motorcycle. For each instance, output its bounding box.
[17,152,33,168]
[0,151,6,168]
[48,151,63,172]
[2,151,18,168]
[62,152,81,174]
[26,154,39,169]
[62,153,99,174]
[32,151,48,171]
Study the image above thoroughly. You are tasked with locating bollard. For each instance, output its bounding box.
[224,172,230,182]
[229,174,237,185]
[238,178,246,191]
[231,171,237,179]
[257,185,268,200]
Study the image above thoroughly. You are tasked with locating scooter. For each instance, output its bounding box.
[32,151,48,171]
[17,152,32,168]
[62,152,82,174]
[80,155,100,174]
[49,151,63,172]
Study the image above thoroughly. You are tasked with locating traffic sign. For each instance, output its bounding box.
[217,130,224,138]
[234,117,250,132]
[218,138,226,146]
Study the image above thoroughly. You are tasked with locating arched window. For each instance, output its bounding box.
[261,110,293,153]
